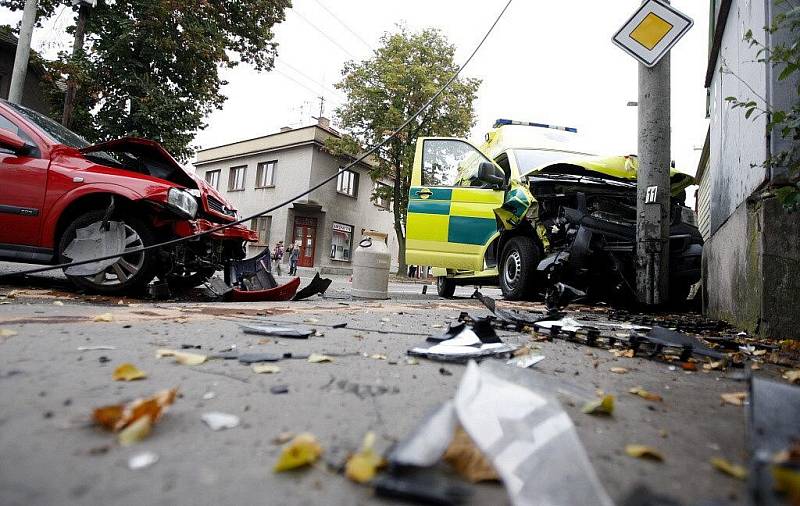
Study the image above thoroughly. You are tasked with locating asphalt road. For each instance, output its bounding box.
[0,266,754,506]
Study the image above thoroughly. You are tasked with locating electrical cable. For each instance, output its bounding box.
[309,0,375,52]
[292,9,358,59]
[0,0,514,281]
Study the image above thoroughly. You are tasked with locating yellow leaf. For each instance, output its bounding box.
[118,415,152,446]
[113,363,147,381]
[783,370,800,384]
[273,433,323,472]
[703,360,726,371]
[610,367,629,374]
[720,392,747,407]
[611,349,635,358]
[370,354,387,360]
[308,353,332,363]
[92,388,178,432]
[625,444,664,461]
[252,364,281,374]
[345,432,386,483]
[156,349,206,365]
[442,427,498,483]
[0,328,18,338]
[93,313,113,322]
[582,395,615,416]
[711,457,747,480]
[629,386,663,402]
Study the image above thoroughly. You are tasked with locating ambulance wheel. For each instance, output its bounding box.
[500,236,540,301]
[436,276,456,298]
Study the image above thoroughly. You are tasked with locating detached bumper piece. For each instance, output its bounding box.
[408,319,516,363]
[225,248,300,302]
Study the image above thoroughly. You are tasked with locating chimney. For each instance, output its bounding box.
[317,116,330,129]
[279,126,292,132]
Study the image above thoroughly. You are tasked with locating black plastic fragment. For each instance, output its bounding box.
[374,466,471,506]
[292,273,332,301]
[270,384,289,395]
[643,326,724,360]
[237,353,282,364]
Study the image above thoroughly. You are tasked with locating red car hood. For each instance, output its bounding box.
[80,137,238,220]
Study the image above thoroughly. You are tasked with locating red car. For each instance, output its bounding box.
[0,100,257,294]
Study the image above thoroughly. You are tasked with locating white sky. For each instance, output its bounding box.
[2,0,710,176]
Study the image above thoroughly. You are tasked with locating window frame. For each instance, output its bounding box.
[205,169,221,189]
[330,221,354,262]
[336,169,359,198]
[228,165,247,192]
[250,216,272,246]
[373,181,391,210]
[255,160,277,188]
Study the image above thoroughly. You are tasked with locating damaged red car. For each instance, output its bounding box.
[0,100,257,294]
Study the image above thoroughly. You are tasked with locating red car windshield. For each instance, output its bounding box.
[4,101,90,149]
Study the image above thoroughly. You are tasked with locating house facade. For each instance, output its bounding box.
[194,118,399,275]
[697,0,799,338]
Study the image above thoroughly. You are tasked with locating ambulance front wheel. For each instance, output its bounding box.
[436,276,456,298]
[500,236,540,301]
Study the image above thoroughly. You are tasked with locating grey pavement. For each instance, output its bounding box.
[0,264,754,506]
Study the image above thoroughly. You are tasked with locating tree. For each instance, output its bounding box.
[1,0,291,161]
[328,27,481,274]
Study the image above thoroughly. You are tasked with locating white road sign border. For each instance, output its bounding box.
[612,0,694,68]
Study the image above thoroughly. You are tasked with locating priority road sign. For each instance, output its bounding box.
[612,0,693,68]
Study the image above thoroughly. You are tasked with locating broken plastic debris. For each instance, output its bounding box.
[273,433,323,472]
[710,457,747,480]
[252,364,281,374]
[77,345,116,351]
[292,273,332,301]
[582,395,615,416]
[64,221,126,276]
[345,432,385,484]
[238,352,282,364]
[156,349,207,365]
[308,353,333,363]
[506,354,545,368]
[240,324,315,339]
[112,363,147,382]
[409,323,515,363]
[128,451,159,470]
[201,412,240,431]
[270,384,289,395]
[93,313,114,323]
[610,367,629,374]
[625,445,664,461]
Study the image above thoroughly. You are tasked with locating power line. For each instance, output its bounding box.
[309,0,375,52]
[278,60,343,97]
[0,0,514,280]
[292,8,358,59]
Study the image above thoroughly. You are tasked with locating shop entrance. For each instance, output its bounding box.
[293,217,317,267]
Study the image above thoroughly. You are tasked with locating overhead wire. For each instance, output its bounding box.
[0,0,514,281]
[308,0,375,52]
[292,9,359,59]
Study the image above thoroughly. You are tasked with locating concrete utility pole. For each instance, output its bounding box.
[8,0,39,104]
[636,48,671,305]
[62,3,91,128]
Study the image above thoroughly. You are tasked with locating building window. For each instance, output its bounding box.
[330,222,353,262]
[229,166,246,191]
[251,216,271,246]
[336,169,359,197]
[374,181,391,209]
[256,161,276,188]
[205,169,220,189]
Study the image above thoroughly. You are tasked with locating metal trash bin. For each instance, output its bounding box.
[351,230,390,299]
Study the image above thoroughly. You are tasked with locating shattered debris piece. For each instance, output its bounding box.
[273,433,323,472]
[710,457,747,480]
[53,301,64,306]
[201,412,240,431]
[506,354,545,368]
[443,426,499,483]
[374,467,473,505]
[118,416,152,446]
[405,358,419,365]
[77,345,116,351]
[0,328,18,338]
[156,349,207,365]
[240,324,315,339]
[271,432,295,445]
[112,363,147,382]
[270,385,289,395]
[439,368,453,376]
[409,321,515,363]
[720,392,747,407]
[370,354,387,360]
[582,395,615,416]
[202,391,216,400]
[629,387,663,402]
[93,313,114,323]
[128,451,159,470]
[625,445,664,462]
[238,353,282,364]
[252,364,281,374]
[610,367,629,374]
[345,432,386,484]
[703,359,727,371]
[308,353,332,363]
[292,273,333,301]
[611,349,635,358]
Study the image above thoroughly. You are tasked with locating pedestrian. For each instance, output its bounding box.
[289,241,300,275]
[273,240,285,276]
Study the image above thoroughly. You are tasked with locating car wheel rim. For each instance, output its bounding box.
[504,250,521,287]
[85,224,145,287]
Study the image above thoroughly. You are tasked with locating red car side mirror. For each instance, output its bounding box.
[0,127,31,155]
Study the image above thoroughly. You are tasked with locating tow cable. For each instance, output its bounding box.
[0,0,513,282]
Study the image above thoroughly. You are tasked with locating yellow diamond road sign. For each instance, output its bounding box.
[613,0,693,68]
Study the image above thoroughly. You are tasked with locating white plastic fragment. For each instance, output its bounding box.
[506,354,545,368]
[128,451,159,470]
[201,412,240,431]
[77,345,117,351]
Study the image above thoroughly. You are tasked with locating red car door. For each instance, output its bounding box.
[0,113,48,246]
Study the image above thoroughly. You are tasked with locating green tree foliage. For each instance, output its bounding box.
[1,0,291,161]
[328,27,481,273]
[725,0,799,211]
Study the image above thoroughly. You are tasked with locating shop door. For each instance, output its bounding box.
[293,217,317,267]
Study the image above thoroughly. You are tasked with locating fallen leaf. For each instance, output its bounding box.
[0,328,18,338]
[53,301,64,306]
[721,392,747,407]
[711,457,747,480]
[252,364,281,374]
[611,349,635,358]
[610,367,629,374]
[156,349,207,365]
[443,427,499,483]
[783,370,800,384]
[118,415,152,446]
[93,313,113,323]
[92,388,178,432]
[112,363,147,382]
[201,412,240,431]
[681,362,697,371]
[345,432,386,483]
[273,433,323,472]
[370,354,387,360]
[308,353,332,363]
[582,395,615,416]
[625,444,664,461]
[629,387,663,402]
[405,358,419,365]
[5,290,18,298]
[703,360,726,371]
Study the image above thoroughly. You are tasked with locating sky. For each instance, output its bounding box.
[1,0,710,177]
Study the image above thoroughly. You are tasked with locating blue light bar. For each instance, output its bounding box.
[493,118,577,133]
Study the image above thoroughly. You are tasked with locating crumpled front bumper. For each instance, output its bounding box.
[172,219,258,242]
